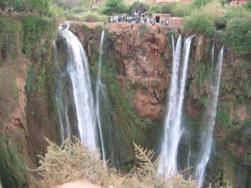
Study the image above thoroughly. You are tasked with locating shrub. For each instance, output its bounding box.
[193,0,212,8]
[0,67,19,123]
[183,11,216,35]
[100,0,128,15]
[0,132,27,187]
[22,16,56,59]
[245,2,251,10]
[201,1,226,28]
[81,12,109,23]
[225,6,250,20]
[170,3,193,17]
[148,4,162,14]
[1,0,50,12]
[52,0,93,9]
[128,2,148,14]
[161,3,177,14]
[139,24,149,37]
[224,17,251,56]
[0,17,22,63]
[34,138,198,187]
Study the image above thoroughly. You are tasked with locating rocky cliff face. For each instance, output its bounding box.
[71,22,250,186]
[0,17,249,186]
[73,22,172,120]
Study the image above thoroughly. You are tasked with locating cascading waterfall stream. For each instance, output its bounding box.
[195,46,224,188]
[95,30,106,167]
[59,24,97,152]
[53,40,72,143]
[211,44,215,65]
[158,35,194,178]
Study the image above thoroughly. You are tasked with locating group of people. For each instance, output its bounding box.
[110,10,167,26]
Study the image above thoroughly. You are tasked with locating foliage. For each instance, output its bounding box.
[34,137,198,187]
[99,0,128,15]
[169,3,193,17]
[128,2,148,14]
[245,2,251,10]
[224,16,251,56]
[193,0,212,8]
[0,17,22,63]
[216,109,230,128]
[0,132,27,187]
[80,11,109,23]
[0,0,50,11]
[148,4,162,14]
[225,5,250,20]
[0,66,19,123]
[22,16,56,59]
[52,0,93,9]
[139,24,149,37]
[200,0,225,26]
[183,10,215,35]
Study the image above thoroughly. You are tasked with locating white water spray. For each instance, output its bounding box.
[158,35,194,178]
[95,30,106,167]
[195,46,224,188]
[59,25,97,152]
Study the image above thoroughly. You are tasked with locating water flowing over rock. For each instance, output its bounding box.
[95,30,106,167]
[195,46,224,188]
[211,44,215,65]
[158,35,194,178]
[58,25,97,152]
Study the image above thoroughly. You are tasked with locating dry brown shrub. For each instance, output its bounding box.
[34,138,197,188]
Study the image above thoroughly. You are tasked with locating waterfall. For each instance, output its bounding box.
[59,25,98,152]
[211,44,215,65]
[158,35,194,178]
[195,46,224,188]
[53,40,72,143]
[95,30,106,167]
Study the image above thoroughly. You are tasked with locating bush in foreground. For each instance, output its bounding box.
[34,138,197,188]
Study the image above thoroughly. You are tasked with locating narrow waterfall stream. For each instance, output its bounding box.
[211,44,215,65]
[58,25,98,152]
[195,46,224,187]
[54,40,72,143]
[95,30,106,167]
[158,35,194,178]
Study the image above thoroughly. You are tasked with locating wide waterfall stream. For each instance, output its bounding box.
[58,25,98,152]
[195,46,224,187]
[158,35,194,178]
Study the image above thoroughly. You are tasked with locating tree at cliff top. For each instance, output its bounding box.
[99,0,128,15]
[52,0,94,9]
[0,0,50,11]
